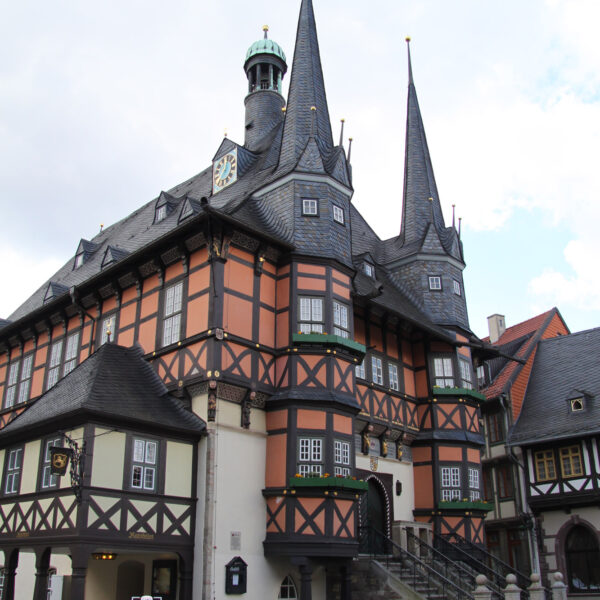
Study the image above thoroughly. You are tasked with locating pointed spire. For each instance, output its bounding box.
[400,38,446,246]
[278,0,334,168]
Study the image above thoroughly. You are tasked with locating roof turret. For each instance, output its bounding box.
[245,26,287,64]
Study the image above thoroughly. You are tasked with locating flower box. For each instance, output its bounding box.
[289,476,368,491]
[291,333,366,358]
[431,386,486,402]
[438,500,493,511]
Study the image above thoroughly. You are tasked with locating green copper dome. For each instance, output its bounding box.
[245,31,286,64]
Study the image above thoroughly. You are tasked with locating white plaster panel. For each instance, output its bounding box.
[21,439,41,494]
[192,392,208,421]
[165,440,193,497]
[90,429,126,490]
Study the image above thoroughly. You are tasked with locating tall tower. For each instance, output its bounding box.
[243,26,288,152]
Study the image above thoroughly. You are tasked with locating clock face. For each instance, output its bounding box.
[213,150,238,193]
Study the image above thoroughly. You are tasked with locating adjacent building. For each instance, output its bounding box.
[0,1,494,598]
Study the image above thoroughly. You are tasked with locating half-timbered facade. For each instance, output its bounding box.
[478,309,569,574]
[0,1,494,598]
[509,327,600,596]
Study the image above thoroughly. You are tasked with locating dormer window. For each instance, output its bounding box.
[153,191,180,224]
[453,280,461,296]
[44,282,68,304]
[570,398,584,412]
[101,246,128,270]
[178,197,201,223]
[364,263,375,278]
[74,252,84,269]
[332,204,344,225]
[155,204,167,223]
[72,239,98,270]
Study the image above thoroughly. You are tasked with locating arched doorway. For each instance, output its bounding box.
[359,478,388,554]
[116,560,145,600]
[565,525,600,593]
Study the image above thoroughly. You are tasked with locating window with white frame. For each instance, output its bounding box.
[41,437,62,489]
[100,314,117,346]
[16,355,33,405]
[355,359,366,380]
[469,467,480,501]
[429,276,442,290]
[441,466,461,501]
[459,359,473,389]
[278,575,298,599]
[155,203,167,223]
[453,280,461,296]
[63,332,80,376]
[74,251,85,269]
[298,297,323,334]
[131,438,158,491]
[4,448,23,495]
[388,364,400,391]
[302,198,318,216]
[371,356,383,385]
[4,361,20,408]
[163,281,183,347]
[46,340,64,390]
[433,357,454,387]
[364,263,375,278]
[0,568,5,599]
[332,204,344,225]
[334,440,351,476]
[297,438,323,476]
[333,301,349,338]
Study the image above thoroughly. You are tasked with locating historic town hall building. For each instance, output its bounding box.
[0,1,495,598]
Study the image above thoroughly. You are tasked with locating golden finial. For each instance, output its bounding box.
[224,128,228,137]
[310,106,316,111]
[406,36,411,43]
[281,106,286,112]
[100,224,104,232]
[263,25,269,39]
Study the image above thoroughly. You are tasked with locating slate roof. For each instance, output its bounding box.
[481,308,563,399]
[509,327,600,445]
[0,343,206,443]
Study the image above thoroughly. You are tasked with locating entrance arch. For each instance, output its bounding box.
[359,476,390,553]
[565,525,600,593]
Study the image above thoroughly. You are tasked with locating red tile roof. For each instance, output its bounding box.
[482,309,557,399]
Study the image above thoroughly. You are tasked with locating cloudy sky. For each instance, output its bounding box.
[2,0,600,338]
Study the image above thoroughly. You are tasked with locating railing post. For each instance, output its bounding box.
[551,572,567,600]
[528,572,546,600]
[504,574,522,600]
[474,574,492,600]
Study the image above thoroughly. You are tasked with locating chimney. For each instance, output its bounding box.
[487,314,506,344]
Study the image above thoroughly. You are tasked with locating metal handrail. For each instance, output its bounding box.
[439,531,531,591]
[360,526,474,600]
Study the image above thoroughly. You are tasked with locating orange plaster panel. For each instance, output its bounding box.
[404,368,416,397]
[414,465,433,507]
[102,297,117,314]
[225,260,254,297]
[184,341,207,372]
[188,266,210,296]
[333,500,354,537]
[402,341,413,366]
[120,303,137,328]
[332,282,350,299]
[412,342,424,367]
[370,326,383,352]
[140,292,159,319]
[189,247,209,269]
[224,294,253,339]
[260,275,276,308]
[229,246,253,263]
[165,261,183,282]
[186,295,209,337]
[266,497,286,533]
[297,409,326,430]
[297,264,326,276]
[276,356,289,387]
[438,446,462,461]
[31,370,44,398]
[354,317,365,345]
[334,366,341,389]
[37,331,49,346]
[262,260,276,276]
[276,312,289,348]
[143,274,160,295]
[332,271,350,286]
[467,448,480,463]
[51,325,62,341]
[458,345,471,358]
[23,339,35,354]
[278,264,290,276]
[333,414,352,435]
[412,447,432,462]
[259,308,275,347]
[265,434,287,487]
[418,405,431,429]
[122,286,137,304]
[276,278,290,310]
[415,370,428,397]
[386,333,399,359]
[297,355,326,387]
[430,342,451,352]
[222,343,252,377]
[35,347,48,368]
[296,498,325,534]
[118,328,134,348]
[138,319,157,353]
[297,276,326,292]
[267,409,288,431]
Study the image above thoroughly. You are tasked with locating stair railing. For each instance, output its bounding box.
[359,525,475,600]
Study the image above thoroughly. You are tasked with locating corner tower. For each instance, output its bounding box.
[243,26,288,152]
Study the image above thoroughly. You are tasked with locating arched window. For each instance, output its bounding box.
[278,575,298,599]
[565,525,600,592]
